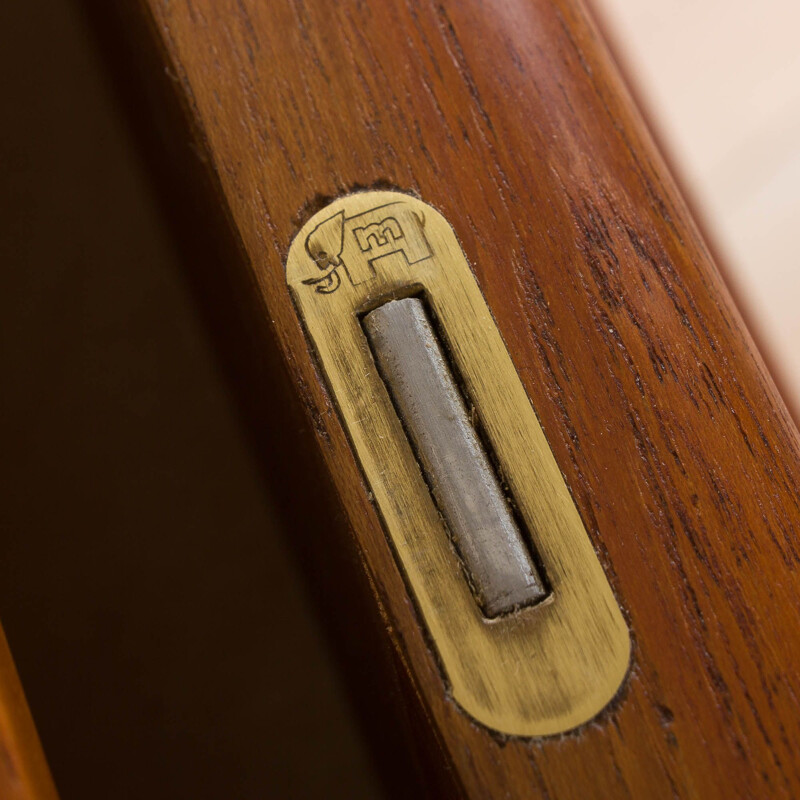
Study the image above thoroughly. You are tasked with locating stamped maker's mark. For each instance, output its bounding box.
[302,201,431,294]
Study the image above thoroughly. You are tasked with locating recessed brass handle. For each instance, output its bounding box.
[286,191,629,736]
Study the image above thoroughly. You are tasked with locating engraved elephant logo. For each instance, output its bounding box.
[302,201,431,294]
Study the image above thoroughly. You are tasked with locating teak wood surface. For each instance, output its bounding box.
[96,0,800,796]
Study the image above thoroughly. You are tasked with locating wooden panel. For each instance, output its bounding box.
[125,0,800,795]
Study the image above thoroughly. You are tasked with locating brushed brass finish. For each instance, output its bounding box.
[363,297,547,616]
[286,191,629,736]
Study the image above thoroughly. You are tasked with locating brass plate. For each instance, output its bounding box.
[286,191,629,736]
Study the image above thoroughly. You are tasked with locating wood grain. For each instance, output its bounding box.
[117,0,800,795]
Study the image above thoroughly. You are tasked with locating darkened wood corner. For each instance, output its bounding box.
[0,629,57,800]
[86,0,800,796]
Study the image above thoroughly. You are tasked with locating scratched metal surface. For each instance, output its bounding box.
[364,297,546,616]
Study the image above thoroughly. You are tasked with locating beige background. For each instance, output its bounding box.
[597,0,800,411]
